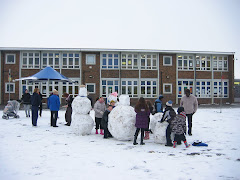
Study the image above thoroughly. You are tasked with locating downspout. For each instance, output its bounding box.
[0,51,1,104]
[19,51,22,100]
[119,52,121,96]
[176,54,178,104]
[193,54,196,96]
[211,55,214,104]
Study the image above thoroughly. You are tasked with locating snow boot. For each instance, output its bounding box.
[133,136,138,145]
[100,129,104,135]
[144,131,150,140]
[95,129,98,134]
[140,132,145,145]
[173,141,177,148]
[184,141,190,148]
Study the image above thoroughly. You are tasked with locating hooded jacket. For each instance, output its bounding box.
[171,112,186,135]
[180,94,198,114]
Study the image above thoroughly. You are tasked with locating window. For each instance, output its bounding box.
[101,79,119,97]
[121,79,138,97]
[213,80,228,98]
[22,52,40,68]
[62,53,80,69]
[42,52,60,68]
[177,55,194,70]
[213,56,228,71]
[22,81,40,95]
[5,83,15,93]
[6,54,16,64]
[101,53,119,69]
[196,80,211,98]
[163,56,172,66]
[196,55,211,71]
[178,80,194,98]
[62,80,79,97]
[140,54,157,69]
[86,54,96,65]
[121,53,138,69]
[86,83,96,94]
[163,83,172,94]
[140,80,157,98]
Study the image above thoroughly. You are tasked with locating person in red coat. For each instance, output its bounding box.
[133,97,150,145]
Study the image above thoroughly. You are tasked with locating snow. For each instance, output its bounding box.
[0,107,240,180]
[72,96,92,114]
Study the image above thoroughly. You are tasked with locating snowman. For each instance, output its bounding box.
[71,86,94,135]
[108,95,136,141]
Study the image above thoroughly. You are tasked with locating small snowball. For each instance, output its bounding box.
[118,95,130,106]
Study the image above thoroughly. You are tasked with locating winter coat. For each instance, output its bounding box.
[180,94,198,114]
[22,93,31,104]
[94,100,106,118]
[101,109,111,129]
[48,94,60,111]
[66,95,73,108]
[160,106,176,124]
[31,93,41,107]
[171,112,187,135]
[155,98,163,113]
[135,108,150,129]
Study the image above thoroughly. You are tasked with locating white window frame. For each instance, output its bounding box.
[5,83,15,93]
[21,81,40,95]
[196,55,211,71]
[140,54,157,70]
[101,79,119,97]
[121,79,138,98]
[196,80,211,98]
[42,52,60,69]
[177,55,194,71]
[22,52,40,69]
[62,52,80,69]
[163,56,172,66]
[163,83,172,94]
[213,79,228,98]
[62,79,80,97]
[121,53,138,69]
[101,53,119,69]
[86,54,96,65]
[177,80,194,98]
[86,83,96,94]
[213,56,228,71]
[140,79,157,98]
[5,54,16,64]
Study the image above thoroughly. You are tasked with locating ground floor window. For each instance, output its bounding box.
[178,80,194,98]
[22,81,40,95]
[213,80,228,98]
[196,80,211,98]
[121,79,138,97]
[86,83,96,94]
[62,80,79,97]
[5,83,15,93]
[163,83,172,94]
[101,79,119,97]
[140,79,157,98]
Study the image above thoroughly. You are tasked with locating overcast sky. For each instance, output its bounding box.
[0,0,239,78]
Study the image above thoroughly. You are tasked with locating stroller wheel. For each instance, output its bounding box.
[6,116,9,120]
[2,115,6,119]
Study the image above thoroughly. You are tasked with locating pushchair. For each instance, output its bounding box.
[2,100,20,119]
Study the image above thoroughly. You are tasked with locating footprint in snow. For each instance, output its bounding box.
[97,162,104,166]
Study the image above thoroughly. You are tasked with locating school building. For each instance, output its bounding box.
[0,47,235,105]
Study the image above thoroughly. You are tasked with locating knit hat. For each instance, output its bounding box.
[159,95,164,99]
[166,100,173,107]
[177,107,184,113]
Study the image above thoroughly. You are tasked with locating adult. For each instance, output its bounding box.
[94,96,106,135]
[180,89,198,136]
[48,89,60,127]
[30,88,41,126]
[133,97,150,145]
[63,92,73,126]
[22,89,31,117]
[155,95,164,113]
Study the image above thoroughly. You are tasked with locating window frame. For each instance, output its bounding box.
[121,79,138,98]
[5,83,15,93]
[86,54,96,65]
[121,53,138,69]
[213,56,228,71]
[140,79,157,98]
[177,80,194,98]
[5,54,16,64]
[101,78,119,97]
[163,83,172,94]
[213,79,228,98]
[177,55,194,71]
[21,52,40,69]
[62,79,80,97]
[42,52,60,69]
[86,83,96,94]
[163,56,172,66]
[195,80,211,98]
[101,53,120,69]
[140,54,157,70]
[62,52,80,69]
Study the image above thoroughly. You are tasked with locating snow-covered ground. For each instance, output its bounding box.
[0,108,240,180]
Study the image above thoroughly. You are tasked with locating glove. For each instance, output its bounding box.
[100,111,104,115]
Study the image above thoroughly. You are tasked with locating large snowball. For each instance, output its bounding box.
[153,121,168,144]
[150,113,163,133]
[118,95,130,106]
[72,96,91,115]
[108,105,136,141]
[71,114,94,136]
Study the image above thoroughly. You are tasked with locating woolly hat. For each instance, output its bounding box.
[166,100,173,107]
[159,95,164,99]
[177,107,184,113]
[53,89,58,95]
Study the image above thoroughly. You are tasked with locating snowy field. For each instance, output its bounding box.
[0,108,240,180]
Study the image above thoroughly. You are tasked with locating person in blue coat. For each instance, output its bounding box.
[154,95,164,113]
[30,88,41,126]
[48,89,60,127]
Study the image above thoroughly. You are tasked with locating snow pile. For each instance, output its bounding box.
[71,87,93,135]
[150,112,163,133]
[153,121,169,144]
[108,95,136,140]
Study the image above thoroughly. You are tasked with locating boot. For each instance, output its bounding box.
[140,131,145,145]
[144,131,150,140]
[100,129,104,135]
[173,141,177,148]
[133,136,138,145]
[95,129,98,134]
[184,141,190,148]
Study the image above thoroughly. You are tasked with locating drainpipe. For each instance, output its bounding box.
[194,54,196,96]
[211,55,214,104]
[119,52,121,95]
[0,51,1,104]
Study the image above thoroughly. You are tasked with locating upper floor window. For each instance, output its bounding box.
[196,55,211,71]
[121,79,138,97]
[163,56,172,66]
[62,53,80,69]
[101,53,119,69]
[178,55,194,70]
[121,53,138,69]
[140,79,157,98]
[86,54,96,65]
[140,54,157,69]
[22,52,40,68]
[213,56,228,71]
[6,54,16,64]
[42,52,60,69]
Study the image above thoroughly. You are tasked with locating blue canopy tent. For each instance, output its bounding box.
[14,66,75,96]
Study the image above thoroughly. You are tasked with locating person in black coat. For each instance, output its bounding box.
[101,105,113,139]
[39,92,43,117]
[63,92,74,126]
[30,88,41,126]
[22,89,31,117]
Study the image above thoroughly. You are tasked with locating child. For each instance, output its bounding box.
[160,100,176,146]
[101,105,113,138]
[171,107,190,148]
